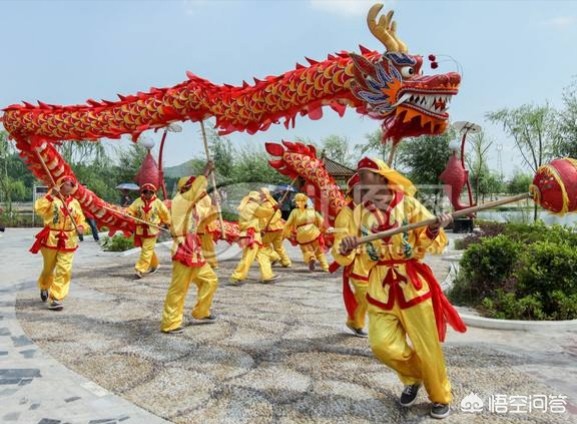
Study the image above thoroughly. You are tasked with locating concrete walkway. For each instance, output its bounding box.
[0,229,168,424]
[2,229,577,423]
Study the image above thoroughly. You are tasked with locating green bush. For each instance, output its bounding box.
[450,225,577,320]
[101,234,135,252]
[458,235,520,297]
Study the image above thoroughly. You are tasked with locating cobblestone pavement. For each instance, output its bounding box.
[9,231,577,424]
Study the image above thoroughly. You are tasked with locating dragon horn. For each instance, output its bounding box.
[367,5,408,53]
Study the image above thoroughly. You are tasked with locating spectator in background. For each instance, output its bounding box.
[0,206,5,232]
[83,209,99,241]
[120,189,132,207]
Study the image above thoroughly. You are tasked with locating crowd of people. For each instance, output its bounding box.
[29,156,466,419]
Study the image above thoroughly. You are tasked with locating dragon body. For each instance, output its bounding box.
[0,5,460,236]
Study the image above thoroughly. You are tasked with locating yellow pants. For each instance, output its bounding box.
[300,239,328,271]
[347,278,368,330]
[231,244,274,281]
[38,248,75,301]
[161,261,218,332]
[135,237,159,273]
[200,233,217,268]
[262,231,291,267]
[368,299,452,404]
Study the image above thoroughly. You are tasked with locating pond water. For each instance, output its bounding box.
[477,210,577,226]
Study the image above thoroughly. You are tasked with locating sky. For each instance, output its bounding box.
[1,0,576,178]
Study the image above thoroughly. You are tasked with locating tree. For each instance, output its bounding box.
[354,129,397,165]
[465,132,494,204]
[555,78,577,158]
[320,135,352,166]
[205,126,234,179]
[231,145,289,185]
[486,104,557,221]
[397,131,454,213]
[507,172,533,195]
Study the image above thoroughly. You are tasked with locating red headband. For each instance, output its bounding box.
[357,157,379,171]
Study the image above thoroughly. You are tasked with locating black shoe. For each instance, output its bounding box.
[430,403,450,419]
[162,327,183,334]
[40,290,49,303]
[78,234,84,242]
[260,274,280,284]
[345,323,368,338]
[308,260,316,271]
[201,314,217,322]
[48,300,63,311]
[399,384,421,407]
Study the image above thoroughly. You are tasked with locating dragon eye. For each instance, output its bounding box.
[400,66,415,78]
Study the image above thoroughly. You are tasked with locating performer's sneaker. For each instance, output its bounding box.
[399,384,421,407]
[260,274,280,284]
[308,260,316,271]
[228,278,245,286]
[149,266,159,275]
[135,271,143,279]
[430,403,450,419]
[162,327,184,334]
[40,290,49,303]
[48,300,63,311]
[345,323,368,338]
[201,314,217,322]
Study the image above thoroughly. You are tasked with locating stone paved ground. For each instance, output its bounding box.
[12,237,577,424]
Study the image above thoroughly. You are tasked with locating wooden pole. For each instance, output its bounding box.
[357,192,532,244]
[101,205,169,233]
[35,149,82,236]
[200,120,225,238]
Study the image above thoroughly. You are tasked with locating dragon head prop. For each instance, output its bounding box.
[350,5,461,144]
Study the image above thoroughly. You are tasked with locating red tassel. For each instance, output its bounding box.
[342,266,358,320]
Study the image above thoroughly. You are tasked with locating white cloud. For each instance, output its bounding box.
[541,16,576,30]
[183,0,208,16]
[310,0,389,17]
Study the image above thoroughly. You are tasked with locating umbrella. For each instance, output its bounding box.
[272,184,297,193]
[115,182,140,191]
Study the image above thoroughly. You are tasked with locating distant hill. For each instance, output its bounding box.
[163,160,201,178]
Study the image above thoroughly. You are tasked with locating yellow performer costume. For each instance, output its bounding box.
[31,175,86,310]
[196,193,219,269]
[260,188,291,268]
[331,174,370,337]
[230,191,277,284]
[283,193,328,272]
[335,158,466,419]
[126,183,171,278]
[161,173,219,333]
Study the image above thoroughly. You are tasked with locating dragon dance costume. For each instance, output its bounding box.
[31,175,86,306]
[283,193,328,272]
[195,192,219,269]
[230,191,276,283]
[260,188,292,268]
[334,158,466,407]
[161,175,218,333]
[125,183,171,277]
[331,174,370,336]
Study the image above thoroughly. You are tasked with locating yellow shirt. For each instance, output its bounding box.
[237,200,274,243]
[260,198,283,232]
[170,176,209,264]
[283,207,323,244]
[126,196,171,238]
[34,194,86,251]
[196,193,218,235]
[331,201,371,279]
[352,192,447,308]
